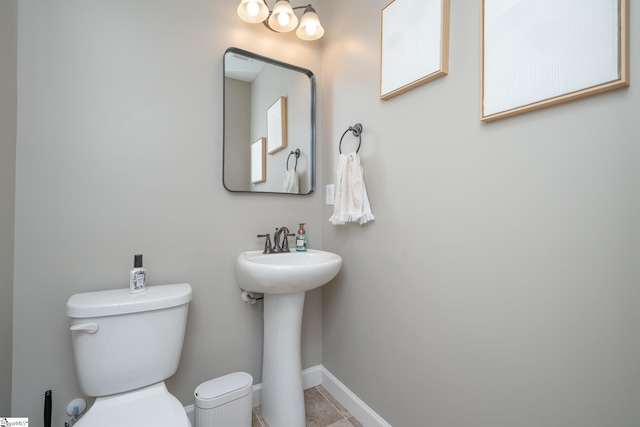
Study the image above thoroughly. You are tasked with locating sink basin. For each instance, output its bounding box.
[236,249,342,294]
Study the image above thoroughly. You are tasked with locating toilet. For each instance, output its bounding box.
[66,283,193,427]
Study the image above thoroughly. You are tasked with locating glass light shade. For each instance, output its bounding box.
[237,0,269,23]
[296,7,324,40]
[268,0,298,32]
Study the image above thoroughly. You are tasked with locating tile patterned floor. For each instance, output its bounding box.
[252,385,363,427]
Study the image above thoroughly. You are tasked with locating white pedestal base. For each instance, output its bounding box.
[260,292,306,427]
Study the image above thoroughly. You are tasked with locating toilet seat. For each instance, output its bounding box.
[75,382,191,427]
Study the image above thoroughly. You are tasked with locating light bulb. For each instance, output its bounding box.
[268,0,297,32]
[296,6,324,40]
[277,12,290,27]
[246,1,259,17]
[305,23,317,36]
[238,0,269,23]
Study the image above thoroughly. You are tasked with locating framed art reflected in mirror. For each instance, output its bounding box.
[251,137,266,184]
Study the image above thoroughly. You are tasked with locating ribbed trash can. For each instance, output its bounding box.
[194,372,253,427]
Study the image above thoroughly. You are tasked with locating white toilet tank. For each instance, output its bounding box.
[67,283,192,397]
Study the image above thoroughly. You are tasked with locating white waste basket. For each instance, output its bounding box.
[194,372,253,427]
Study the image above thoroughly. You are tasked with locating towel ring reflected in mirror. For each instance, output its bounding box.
[339,123,363,154]
[287,149,301,171]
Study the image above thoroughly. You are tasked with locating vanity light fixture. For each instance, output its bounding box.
[237,0,325,41]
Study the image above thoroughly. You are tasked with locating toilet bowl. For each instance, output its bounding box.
[66,283,193,427]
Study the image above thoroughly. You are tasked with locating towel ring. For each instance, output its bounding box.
[287,149,300,171]
[339,123,363,154]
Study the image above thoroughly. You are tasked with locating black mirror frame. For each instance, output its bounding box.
[222,47,316,195]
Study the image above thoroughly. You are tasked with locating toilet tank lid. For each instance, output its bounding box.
[66,283,192,318]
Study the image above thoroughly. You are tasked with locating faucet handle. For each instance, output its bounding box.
[257,234,272,254]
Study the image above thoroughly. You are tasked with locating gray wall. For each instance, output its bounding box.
[0,0,17,416]
[12,0,322,424]
[224,77,252,191]
[321,1,640,426]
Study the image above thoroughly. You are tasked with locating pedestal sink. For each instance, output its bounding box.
[236,249,342,427]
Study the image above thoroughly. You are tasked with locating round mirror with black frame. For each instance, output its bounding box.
[223,47,316,194]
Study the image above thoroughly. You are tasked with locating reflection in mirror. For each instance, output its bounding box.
[223,47,315,194]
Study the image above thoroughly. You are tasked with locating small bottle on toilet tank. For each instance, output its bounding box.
[129,254,146,293]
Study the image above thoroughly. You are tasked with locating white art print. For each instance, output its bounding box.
[251,137,266,184]
[482,0,629,121]
[380,0,449,100]
[267,96,287,154]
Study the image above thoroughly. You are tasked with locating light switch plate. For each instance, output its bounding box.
[325,184,335,205]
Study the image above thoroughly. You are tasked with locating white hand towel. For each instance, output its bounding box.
[283,170,299,193]
[329,152,375,225]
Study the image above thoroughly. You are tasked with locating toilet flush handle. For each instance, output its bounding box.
[70,323,99,334]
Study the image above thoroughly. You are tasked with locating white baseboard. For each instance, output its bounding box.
[185,365,390,427]
[321,367,392,427]
[250,364,323,408]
